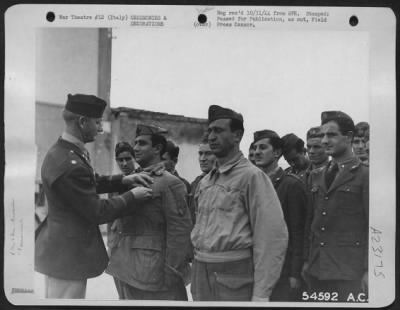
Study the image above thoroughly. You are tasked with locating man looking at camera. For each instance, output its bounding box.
[191,105,288,302]
[106,124,192,300]
[35,94,153,299]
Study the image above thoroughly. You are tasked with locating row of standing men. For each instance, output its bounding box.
[35,94,369,302]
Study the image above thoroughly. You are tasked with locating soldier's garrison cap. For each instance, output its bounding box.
[115,142,134,157]
[208,105,243,124]
[306,126,323,139]
[65,94,106,118]
[282,133,304,154]
[253,129,280,144]
[321,111,354,125]
[136,124,167,137]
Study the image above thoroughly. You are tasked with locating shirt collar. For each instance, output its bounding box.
[266,166,281,179]
[140,162,165,175]
[332,155,360,171]
[61,132,86,153]
[211,151,244,175]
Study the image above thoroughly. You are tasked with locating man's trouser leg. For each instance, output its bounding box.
[191,257,253,301]
[306,274,363,302]
[45,275,87,299]
[119,280,188,300]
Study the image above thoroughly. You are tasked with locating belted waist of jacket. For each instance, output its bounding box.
[194,247,252,263]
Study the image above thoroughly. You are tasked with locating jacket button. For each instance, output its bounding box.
[324,196,329,200]
[322,211,327,216]
[320,226,326,231]
[320,242,325,247]
[356,242,360,246]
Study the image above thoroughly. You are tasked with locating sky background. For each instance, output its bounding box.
[110,28,369,152]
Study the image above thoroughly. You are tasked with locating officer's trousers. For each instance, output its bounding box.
[305,273,366,302]
[191,257,254,301]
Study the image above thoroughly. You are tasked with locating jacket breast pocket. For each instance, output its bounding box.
[213,185,241,212]
[214,273,253,301]
[336,185,363,214]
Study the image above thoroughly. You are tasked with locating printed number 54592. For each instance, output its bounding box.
[302,291,339,301]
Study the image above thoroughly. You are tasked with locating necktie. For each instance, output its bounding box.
[83,150,91,164]
[325,162,338,188]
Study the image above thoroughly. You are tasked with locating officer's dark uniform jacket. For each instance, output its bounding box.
[284,162,311,186]
[105,166,193,292]
[35,138,135,280]
[269,168,307,280]
[305,156,369,280]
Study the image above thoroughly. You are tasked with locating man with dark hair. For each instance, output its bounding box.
[35,94,153,299]
[162,140,191,193]
[114,141,137,175]
[253,129,307,301]
[106,124,193,300]
[303,111,369,302]
[188,133,216,223]
[282,133,311,183]
[248,142,256,165]
[191,105,288,302]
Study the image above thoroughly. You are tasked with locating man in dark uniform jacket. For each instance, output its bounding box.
[282,133,311,183]
[253,129,307,301]
[35,94,153,299]
[303,111,369,302]
[106,124,193,300]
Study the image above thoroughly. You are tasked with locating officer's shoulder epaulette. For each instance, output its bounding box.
[285,171,303,183]
[44,148,84,185]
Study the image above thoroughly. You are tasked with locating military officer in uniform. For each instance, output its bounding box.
[106,124,193,300]
[282,133,311,183]
[191,105,288,302]
[303,111,369,302]
[35,94,153,299]
[253,129,307,301]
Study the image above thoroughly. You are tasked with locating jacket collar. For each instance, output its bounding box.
[58,136,92,169]
[61,132,86,153]
[211,151,243,176]
[268,167,285,186]
[324,156,361,192]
